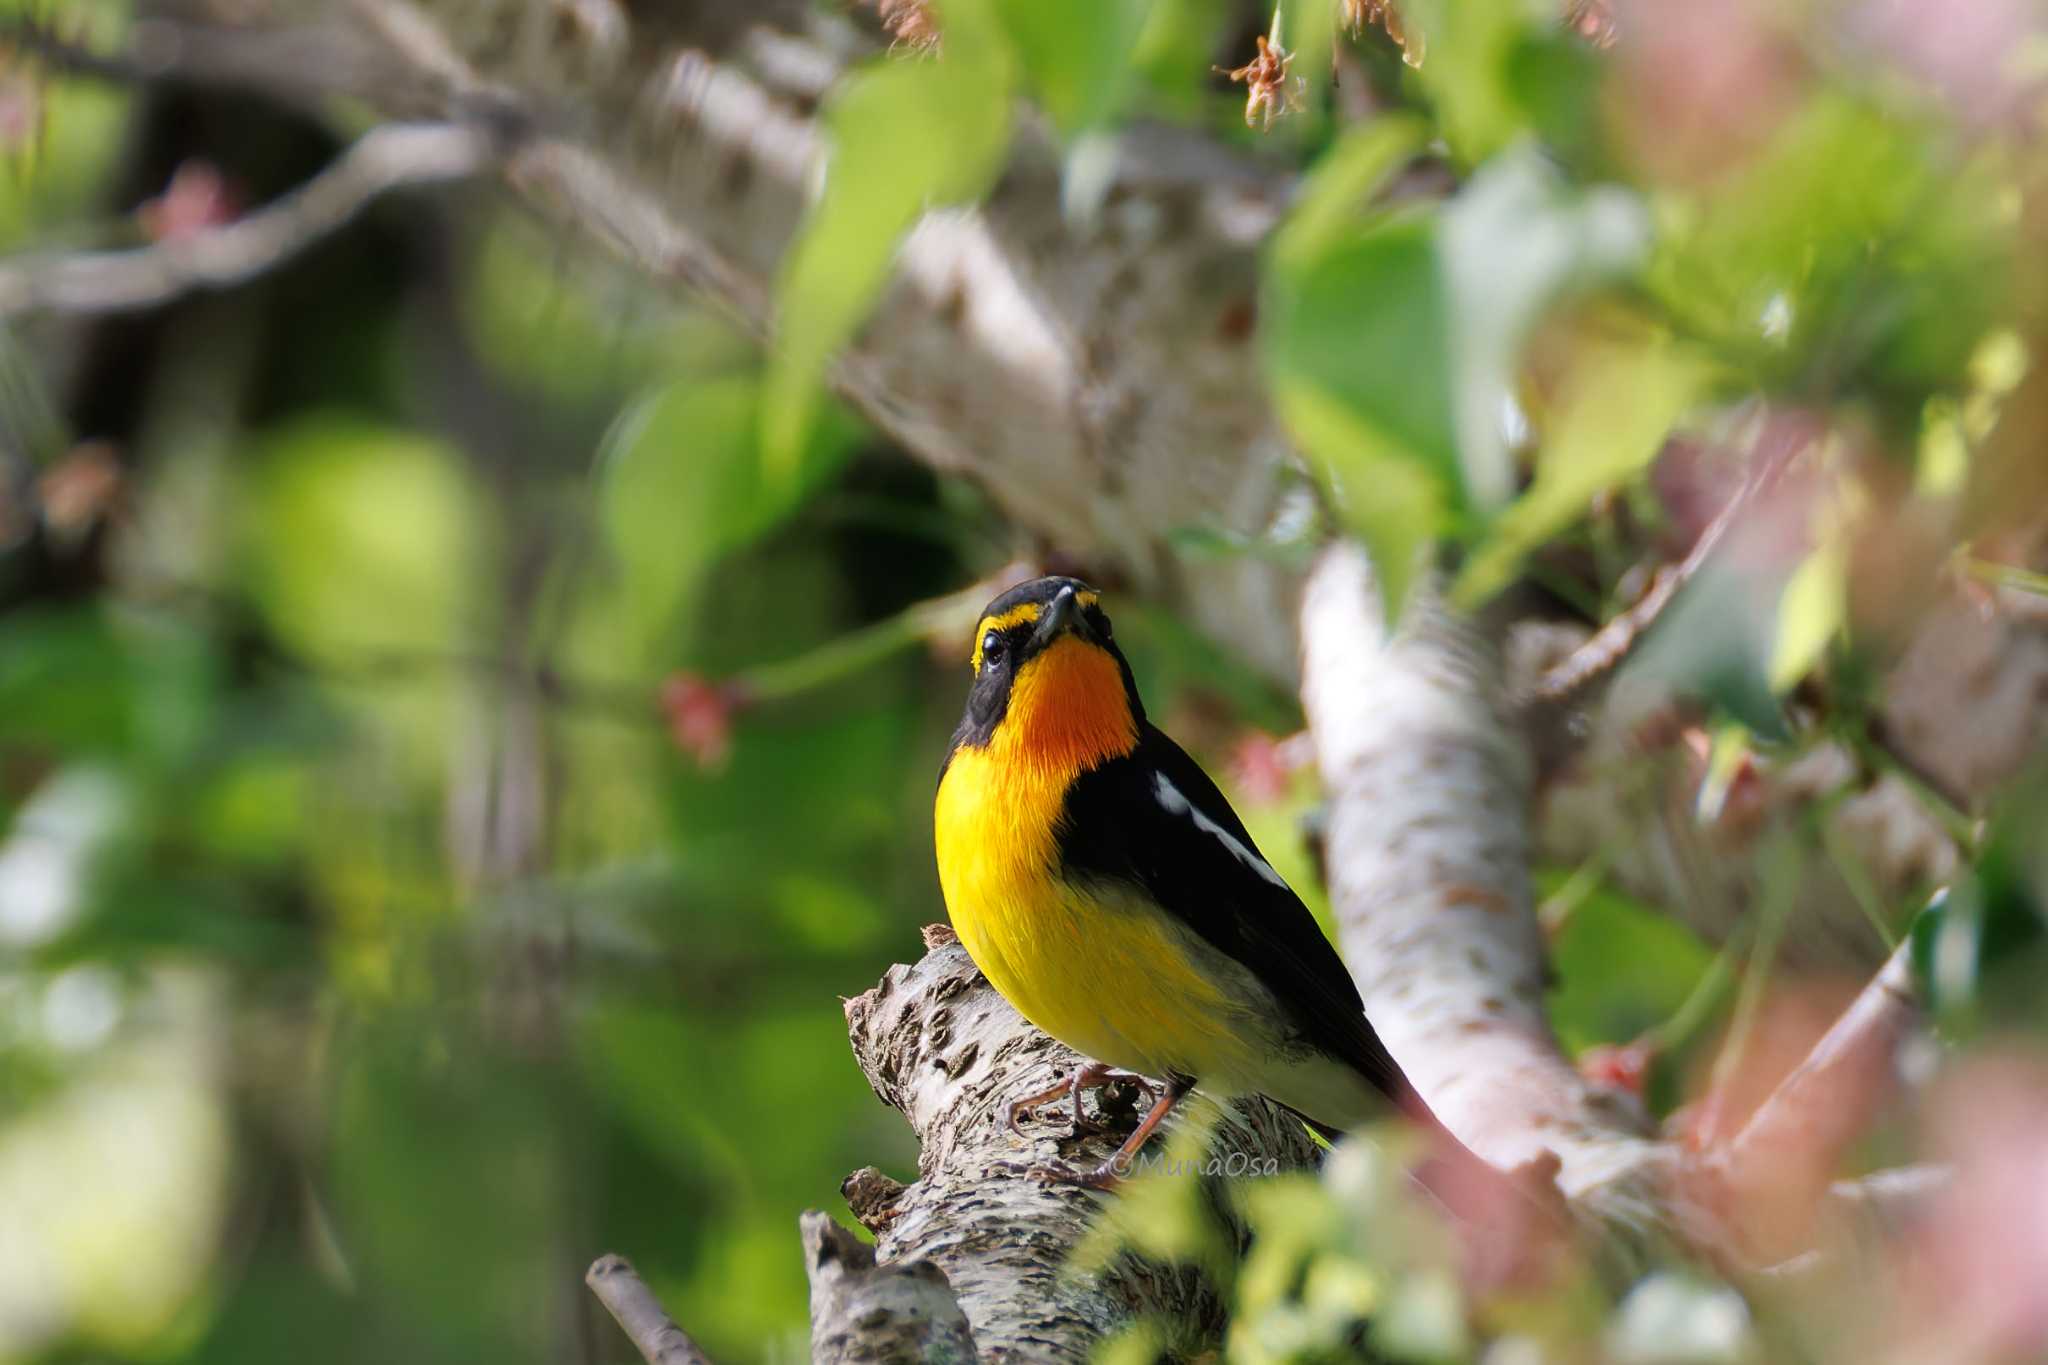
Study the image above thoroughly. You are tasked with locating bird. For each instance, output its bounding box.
[932,574,1440,1188]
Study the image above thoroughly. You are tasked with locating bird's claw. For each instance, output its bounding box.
[1002,1066,1158,1141]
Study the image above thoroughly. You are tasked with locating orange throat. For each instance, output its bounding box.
[986,635,1137,781]
[933,634,1139,925]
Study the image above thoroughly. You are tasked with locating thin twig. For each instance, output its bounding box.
[1680,939,1922,1264]
[0,121,496,319]
[1529,441,1799,705]
[1723,938,1917,1173]
[585,1254,716,1365]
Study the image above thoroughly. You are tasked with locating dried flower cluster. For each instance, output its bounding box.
[859,0,939,51]
[1217,34,1306,130]
[1342,0,1426,66]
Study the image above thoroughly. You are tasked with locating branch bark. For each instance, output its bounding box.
[828,926,1320,1361]
[1300,544,1673,1239]
[802,1212,977,1365]
[585,1253,717,1365]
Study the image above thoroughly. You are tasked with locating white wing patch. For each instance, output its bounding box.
[1152,773,1289,888]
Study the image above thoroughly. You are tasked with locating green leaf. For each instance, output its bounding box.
[1399,0,1547,164]
[598,375,854,655]
[1454,334,1712,607]
[762,0,1015,479]
[1270,116,1430,271]
[1267,136,1646,619]
[1545,875,1716,1058]
[1644,94,2015,421]
[1275,376,1449,620]
[994,0,1152,137]
[1265,133,1456,619]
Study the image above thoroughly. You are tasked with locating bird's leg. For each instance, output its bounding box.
[1033,1076,1191,1191]
[1006,1062,1156,1139]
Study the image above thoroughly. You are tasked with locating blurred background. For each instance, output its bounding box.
[2,0,2047,1362]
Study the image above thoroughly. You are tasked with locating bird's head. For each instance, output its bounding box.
[950,576,1144,769]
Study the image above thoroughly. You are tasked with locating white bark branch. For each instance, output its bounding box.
[585,1253,717,1365]
[322,0,1311,681]
[802,1211,977,1365]
[832,927,1320,1361]
[1300,543,1674,1237]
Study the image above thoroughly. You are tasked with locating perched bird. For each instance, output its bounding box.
[933,575,1437,1187]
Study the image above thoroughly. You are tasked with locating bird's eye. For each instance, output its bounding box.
[981,631,1006,666]
[1090,608,1112,642]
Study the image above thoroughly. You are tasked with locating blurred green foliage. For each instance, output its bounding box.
[2,0,2046,1361]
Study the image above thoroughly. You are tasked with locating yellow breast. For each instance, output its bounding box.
[932,642,1256,1081]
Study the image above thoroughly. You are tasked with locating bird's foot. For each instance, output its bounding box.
[1005,1083,1091,1139]
[1004,1064,1156,1141]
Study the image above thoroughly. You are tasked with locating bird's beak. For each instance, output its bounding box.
[1031,586,1092,651]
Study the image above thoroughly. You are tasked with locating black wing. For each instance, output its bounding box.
[1057,723,1417,1114]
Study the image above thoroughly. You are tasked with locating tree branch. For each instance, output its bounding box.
[585,1253,716,1365]
[322,0,1311,681]
[1299,543,1673,1238]
[1692,940,1922,1262]
[831,926,1320,1361]
[0,120,495,319]
[801,1212,977,1365]
[1300,543,1945,1275]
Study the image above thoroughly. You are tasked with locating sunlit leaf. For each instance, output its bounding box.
[1399,0,1547,163]
[1768,531,1846,692]
[1270,139,1648,618]
[1270,117,1430,272]
[1273,373,1450,621]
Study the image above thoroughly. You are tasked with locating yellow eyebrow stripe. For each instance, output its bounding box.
[971,603,1039,671]
[967,591,1101,671]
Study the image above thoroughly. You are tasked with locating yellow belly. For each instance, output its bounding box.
[934,746,1262,1084]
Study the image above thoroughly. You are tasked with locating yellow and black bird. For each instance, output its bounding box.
[934,575,1435,1187]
